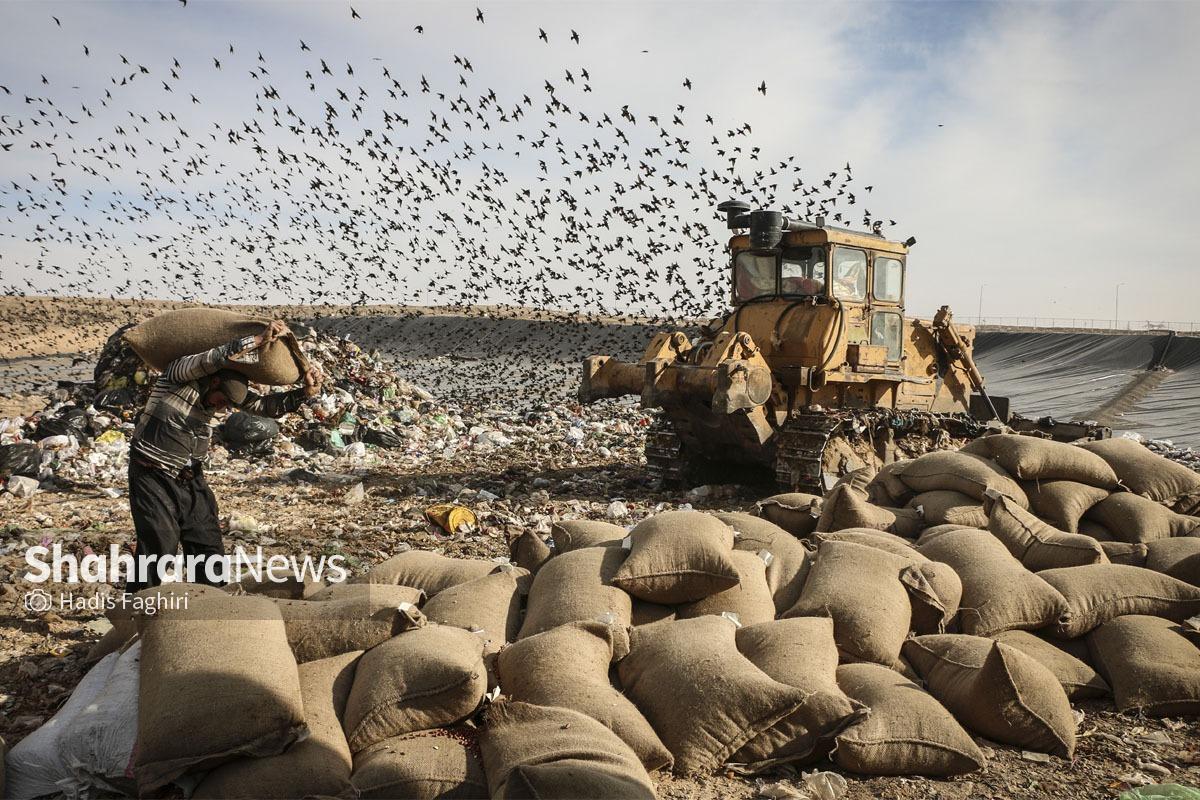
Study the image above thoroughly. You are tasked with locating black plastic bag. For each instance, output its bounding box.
[219,412,280,445]
[33,407,90,441]
[0,442,41,479]
[295,426,334,453]
[360,426,404,448]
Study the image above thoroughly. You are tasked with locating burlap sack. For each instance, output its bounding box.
[550,519,627,552]
[755,492,822,537]
[135,594,307,793]
[985,490,1107,570]
[917,527,1068,636]
[124,308,302,385]
[806,529,958,633]
[966,434,1118,488]
[834,662,985,776]
[354,550,501,596]
[479,701,656,799]
[1024,480,1110,533]
[676,549,776,626]
[897,450,1028,508]
[88,582,225,663]
[421,566,527,654]
[229,574,327,600]
[518,545,632,637]
[1145,537,1200,585]
[732,618,868,767]
[193,650,360,798]
[631,600,676,626]
[783,540,912,666]
[1087,614,1200,716]
[276,585,425,663]
[306,581,425,603]
[909,490,987,528]
[1039,564,1200,638]
[1078,519,1116,541]
[352,728,489,800]
[992,630,1109,699]
[617,616,808,774]
[343,617,487,753]
[715,511,812,615]
[867,459,916,506]
[815,485,923,537]
[903,634,1075,757]
[1081,437,1200,503]
[496,620,671,771]
[1099,541,1149,566]
[612,510,740,604]
[508,529,551,573]
[1084,492,1200,543]
[832,466,874,497]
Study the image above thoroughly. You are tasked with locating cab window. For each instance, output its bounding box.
[871,311,903,361]
[781,246,826,296]
[874,256,903,303]
[734,252,777,302]
[832,246,867,301]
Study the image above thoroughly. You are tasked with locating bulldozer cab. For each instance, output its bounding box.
[726,212,910,367]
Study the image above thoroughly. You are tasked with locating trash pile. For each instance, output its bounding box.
[7,432,1200,798]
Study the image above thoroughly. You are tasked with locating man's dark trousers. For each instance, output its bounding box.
[126,458,224,593]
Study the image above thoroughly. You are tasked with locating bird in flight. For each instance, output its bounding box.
[757,81,767,95]
[351,6,361,19]
[538,28,548,42]
[476,7,484,22]
[570,30,580,43]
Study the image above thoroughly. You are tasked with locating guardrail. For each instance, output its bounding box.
[959,316,1200,333]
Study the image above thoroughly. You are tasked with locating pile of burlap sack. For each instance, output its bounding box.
[7,433,1200,799]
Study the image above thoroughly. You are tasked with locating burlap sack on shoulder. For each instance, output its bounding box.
[917,527,1068,637]
[1039,564,1200,638]
[421,566,527,654]
[969,434,1119,488]
[676,549,776,626]
[991,629,1109,699]
[353,550,501,596]
[612,510,739,604]
[496,620,671,771]
[135,593,306,793]
[1099,540,1149,566]
[898,450,1029,508]
[909,490,987,529]
[479,701,656,799]
[124,307,302,385]
[834,662,985,777]
[1024,480,1110,533]
[782,540,912,666]
[193,650,361,799]
[1087,614,1200,716]
[903,634,1075,757]
[343,615,487,753]
[715,511,811,615]
[755,492,822,537]
[276,585,424,663]
[1084,492,1199,543]
[1081,437,1200,503]
[519,545,632,637]
[815,485,923,538]
[508,529,551,574]
[550,519,627,551]
[352,728,489,800]
[732,618,868,767]
[617,616,808,774]
[1145,537,1200,585]
[985,490,1107,570]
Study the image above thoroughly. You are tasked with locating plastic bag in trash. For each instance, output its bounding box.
[1121,787,1200,800]
[34,407,90,442]
[360,426,404,448]
[0,441,41,479]
[219,412,280,445]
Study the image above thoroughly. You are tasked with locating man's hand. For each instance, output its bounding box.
[254,320,290,349]
[302,365,323,398]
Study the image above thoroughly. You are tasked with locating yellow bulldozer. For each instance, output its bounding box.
[580,200,1102,492]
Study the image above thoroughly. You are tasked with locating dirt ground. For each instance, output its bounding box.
[2,296,1199,799]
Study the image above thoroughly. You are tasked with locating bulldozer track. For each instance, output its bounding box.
[645,417,689,485]
[773,411,845,494]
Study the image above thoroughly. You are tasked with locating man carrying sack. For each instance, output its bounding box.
[125,320,322,593]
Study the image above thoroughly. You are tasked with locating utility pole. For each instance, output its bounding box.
[1114,282,1125,329]
[978,283,986,324]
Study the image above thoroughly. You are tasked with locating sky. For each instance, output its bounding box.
[1,0,1197,324]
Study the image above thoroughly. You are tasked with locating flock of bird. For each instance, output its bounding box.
[0,3,897,399]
